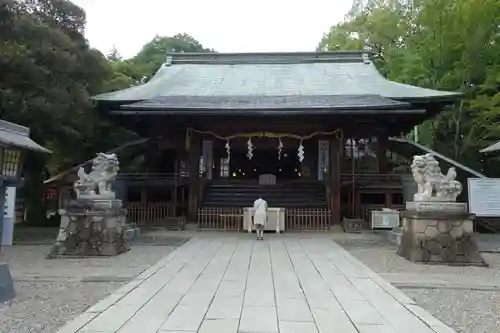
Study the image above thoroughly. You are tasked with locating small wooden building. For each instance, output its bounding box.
[91,51,461,230]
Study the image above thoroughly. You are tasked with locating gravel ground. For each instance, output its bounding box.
[336,232,500,333]
[403,288,500,333]
[1,281,122,333]
[0,239,181,333]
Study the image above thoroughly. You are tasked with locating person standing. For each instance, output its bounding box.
[253,197,268,240]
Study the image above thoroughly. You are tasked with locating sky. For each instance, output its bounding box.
[71,0,353,59]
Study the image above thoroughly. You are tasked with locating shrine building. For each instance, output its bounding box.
[88,51,465,231]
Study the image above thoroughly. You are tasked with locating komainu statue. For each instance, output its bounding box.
[74,153,119,199]
[411,154,462,202]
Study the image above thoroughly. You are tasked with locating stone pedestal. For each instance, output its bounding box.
[0,262,15,302]
[47,199,130,258]
[397,201,486,266]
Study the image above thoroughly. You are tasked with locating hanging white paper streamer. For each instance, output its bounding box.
[277,138,283,160]
[225,140,231,162]
[246,138,254,160]
[297,140,304,162]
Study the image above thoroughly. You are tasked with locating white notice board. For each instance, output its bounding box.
[468,178,500,217]
[4,187,16,219]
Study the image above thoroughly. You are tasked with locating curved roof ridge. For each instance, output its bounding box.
[166,51,373,65]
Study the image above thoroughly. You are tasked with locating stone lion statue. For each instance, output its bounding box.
[411,154,462,202]
[74,153,119,199]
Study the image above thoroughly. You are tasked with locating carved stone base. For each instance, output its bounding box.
[47,199,130,258]
[397,201,487,266]
[0,262,15,302]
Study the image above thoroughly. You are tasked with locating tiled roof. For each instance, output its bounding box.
[0,120,51,153]
[93,51,461,105]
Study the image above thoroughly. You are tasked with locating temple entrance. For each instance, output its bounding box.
[228,149,301,180]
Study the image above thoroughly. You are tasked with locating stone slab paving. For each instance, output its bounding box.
[56,235,457,333]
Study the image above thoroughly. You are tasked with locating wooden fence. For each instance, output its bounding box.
[197,207,331,231]
[126,202,175,226]
[197,207,243,231]
[125,203,401,231]
[286,208,331,231]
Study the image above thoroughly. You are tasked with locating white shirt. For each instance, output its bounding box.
[253,198,268,226]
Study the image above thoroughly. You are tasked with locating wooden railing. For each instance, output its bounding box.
[197,207,243,231]
[286,208,331,231]
[117,173,190,187]
[127,202,175,226]
[119,172,175,178]
[340,173,403,186]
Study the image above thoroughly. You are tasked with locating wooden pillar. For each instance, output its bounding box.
[378,135,391,209]
[187,133,201,222]
[377,135,389,174]
[329,137,341,224]
[356,190,362,218]
[172,158,178,216]
[385,192,393,208]
[214,149,221,179]
[140,189,147,205]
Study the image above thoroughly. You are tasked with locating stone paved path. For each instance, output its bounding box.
[57,235,456,333]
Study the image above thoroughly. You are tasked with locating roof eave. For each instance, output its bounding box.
[480,141,500,154]
[118,94,411,111]
[393,92,463,104]
[109,108,426,116]
[0,120,52,154]
[119,105,410,112]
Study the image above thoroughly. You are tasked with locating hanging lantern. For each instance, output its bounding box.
[225,140,231,163]
[297,140,304,163]
[277,138,284,160]
[246,138,254,160]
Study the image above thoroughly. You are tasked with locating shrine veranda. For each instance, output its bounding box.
[85,51,461,230]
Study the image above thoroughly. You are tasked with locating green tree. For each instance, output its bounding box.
[1,0,215,225]
[107,46,122,62]
[132,33,215,80]
[319,0,500,173]
[0,0,133,224]
[100,33,215,92]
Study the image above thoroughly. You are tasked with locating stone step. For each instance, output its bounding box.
[201,181,328,209]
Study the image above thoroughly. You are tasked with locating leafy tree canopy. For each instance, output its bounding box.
[1,0,213,224]
[319,0,500,174]
[105,33,214,89]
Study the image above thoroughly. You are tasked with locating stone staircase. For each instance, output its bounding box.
[201,180,328,208]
